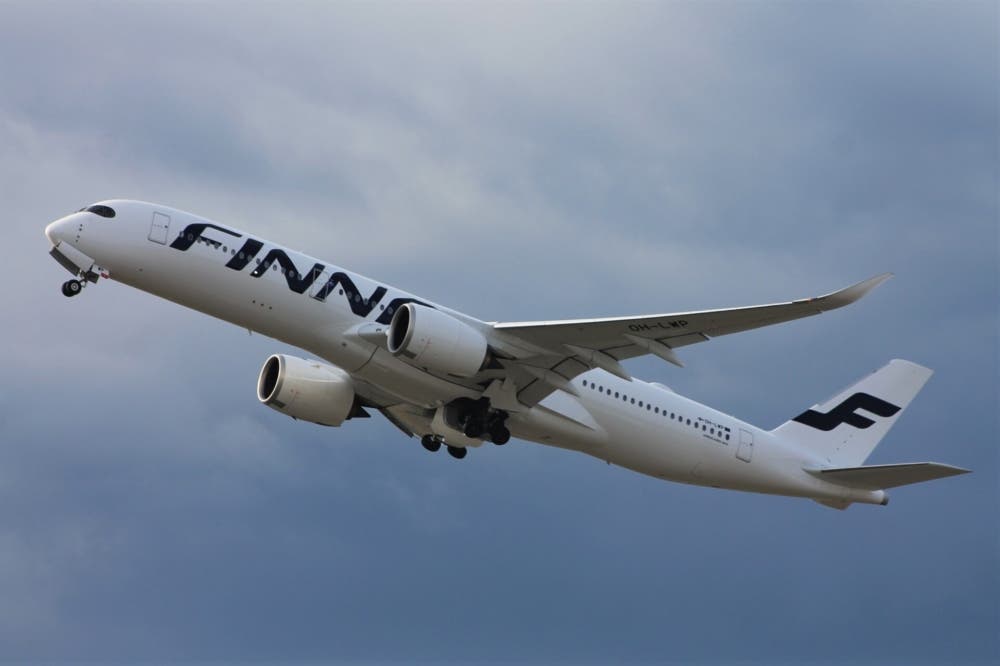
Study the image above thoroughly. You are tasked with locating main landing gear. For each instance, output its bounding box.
[455,398,511,445]
[420,434,468,459]
[61,279,84,297]
[419,398,512,461]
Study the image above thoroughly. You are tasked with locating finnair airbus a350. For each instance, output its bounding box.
[45,200,968,509]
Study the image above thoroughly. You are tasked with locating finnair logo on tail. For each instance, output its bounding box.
[793,392,901,431]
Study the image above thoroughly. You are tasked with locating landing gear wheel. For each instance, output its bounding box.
[61,280,83,297]
[463,421,484,439]
[490,426,511,445]
[446,445,467,459]
[421,435,441,452]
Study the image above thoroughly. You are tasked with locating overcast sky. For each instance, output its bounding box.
[1,1,997,663]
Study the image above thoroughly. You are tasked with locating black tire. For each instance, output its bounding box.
[421,435,441,452]
[491,426,511,445]
[463,420,484,438]
[446,445,467,459]
[62,280,82,297]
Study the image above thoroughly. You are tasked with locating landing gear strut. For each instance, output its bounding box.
[61,279,83,297]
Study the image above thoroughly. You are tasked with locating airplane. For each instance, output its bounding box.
[44,200,970,509]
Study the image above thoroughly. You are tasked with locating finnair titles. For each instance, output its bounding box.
[45,201,969,509]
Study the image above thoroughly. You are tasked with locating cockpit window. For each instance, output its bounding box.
[79,204,116,218]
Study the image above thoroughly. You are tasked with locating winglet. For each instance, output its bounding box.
[818,273,893,310]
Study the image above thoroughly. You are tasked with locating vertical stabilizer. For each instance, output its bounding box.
[772,359,933,467]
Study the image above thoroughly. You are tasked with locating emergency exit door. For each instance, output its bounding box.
[737,428,754,463]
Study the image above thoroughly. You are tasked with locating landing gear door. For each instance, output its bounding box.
[148,212,170,245]
[737,428,754,463]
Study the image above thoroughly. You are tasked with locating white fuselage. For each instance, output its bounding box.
[45,200,886,505]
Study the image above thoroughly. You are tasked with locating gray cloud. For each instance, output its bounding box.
[0,1,996,663]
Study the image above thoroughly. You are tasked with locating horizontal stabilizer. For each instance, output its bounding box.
[807,462,970,490]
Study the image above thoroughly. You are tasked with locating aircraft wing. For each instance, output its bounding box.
[489,274,892,407]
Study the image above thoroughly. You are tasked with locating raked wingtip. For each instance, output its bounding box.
[822,272,894,309]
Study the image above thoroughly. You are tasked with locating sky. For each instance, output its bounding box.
[0,1,997,663]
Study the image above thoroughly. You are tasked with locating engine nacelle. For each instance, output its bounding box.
[386,303,489,377]
[257,354,357,426]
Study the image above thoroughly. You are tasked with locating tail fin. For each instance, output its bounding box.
[772,359,933,467]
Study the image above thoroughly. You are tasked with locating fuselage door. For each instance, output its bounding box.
[737,428,754,463]
[148,212,171,245]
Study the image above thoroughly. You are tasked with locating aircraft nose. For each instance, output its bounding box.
[45,216,74,245]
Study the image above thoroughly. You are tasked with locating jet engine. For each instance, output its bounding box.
[386,303,488,377]
[257,354,360,426]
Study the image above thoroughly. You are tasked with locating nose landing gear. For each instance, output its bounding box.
[61,279,84,297]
